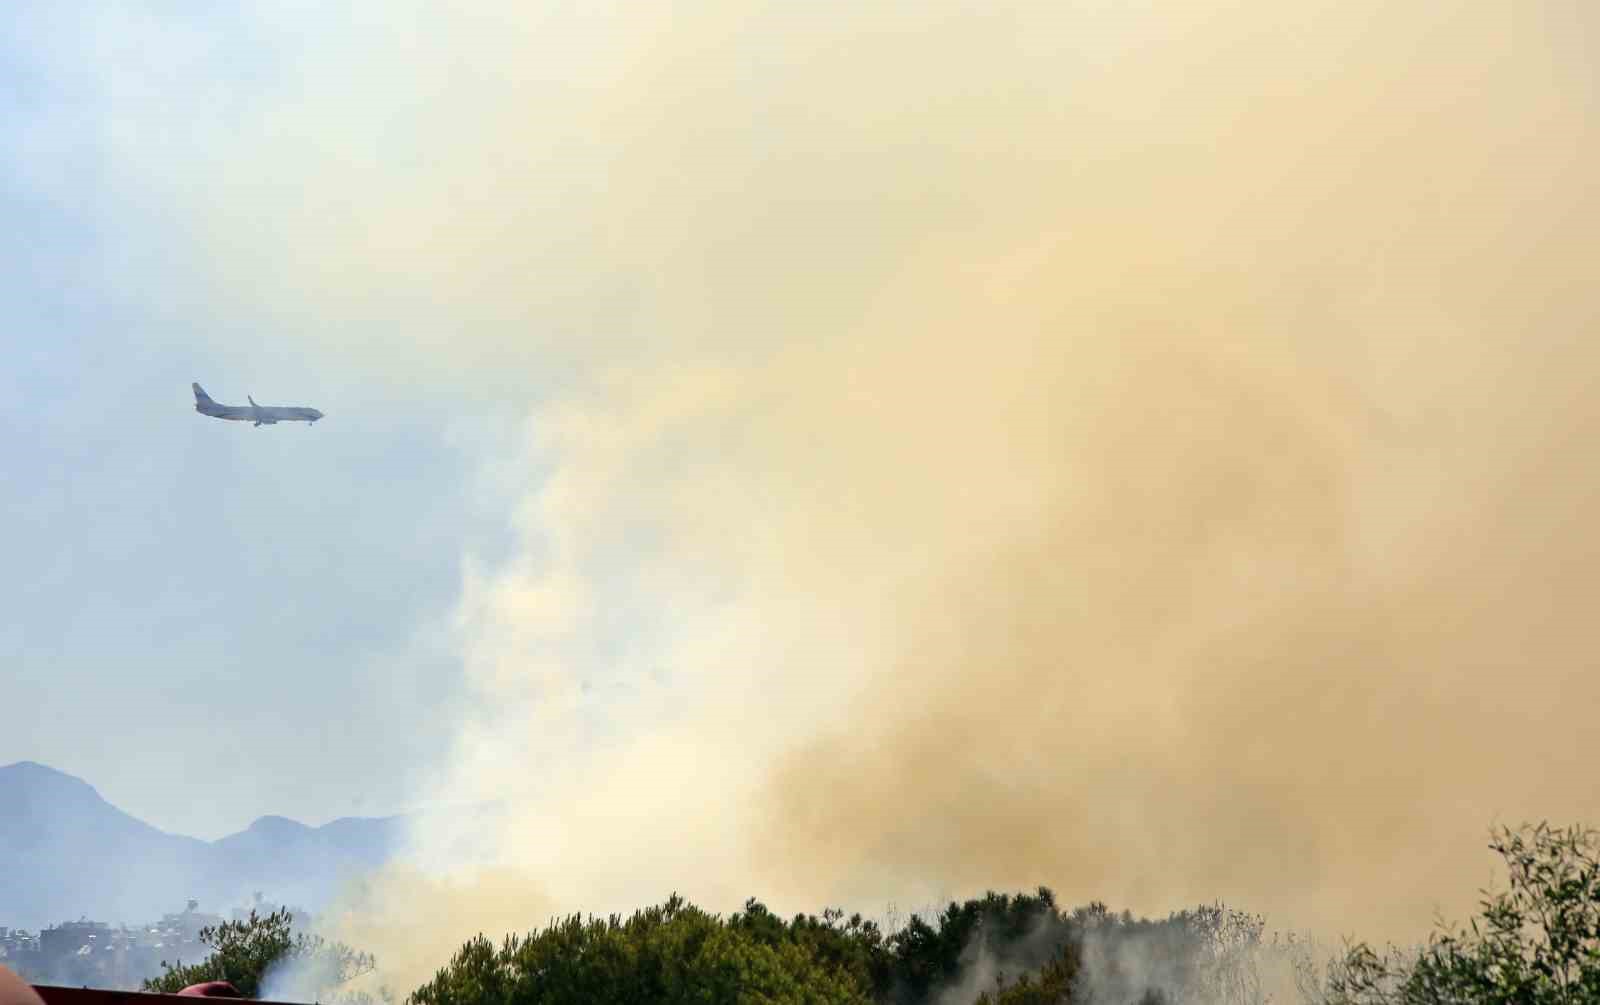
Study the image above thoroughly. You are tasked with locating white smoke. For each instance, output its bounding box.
[1072,906,1325,1005]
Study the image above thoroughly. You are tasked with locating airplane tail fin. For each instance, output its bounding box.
[192,383,214,404]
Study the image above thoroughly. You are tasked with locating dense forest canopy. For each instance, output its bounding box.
[140,824,1600,1005]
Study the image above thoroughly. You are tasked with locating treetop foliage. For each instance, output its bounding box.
[141,821,1600,1005]
[407,886,1288,1005]
[408,893,869,1005]
[142,908,375,1001]
[1325,822,1600,1005]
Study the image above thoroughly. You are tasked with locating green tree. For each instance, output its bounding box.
[143,908,377,1001]
[1325,823,1600,1005]
[731,901,887,997]
[974,944,1081,1005]
[408,894,871,1005]
[409,889,1291,1005]
[876,889,1073,1003]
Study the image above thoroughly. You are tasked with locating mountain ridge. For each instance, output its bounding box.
[0,761,410,930]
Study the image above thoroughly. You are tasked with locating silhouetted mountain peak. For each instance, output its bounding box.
[0,761,101,800]
[0,761,157,844]
[243,814,312,836]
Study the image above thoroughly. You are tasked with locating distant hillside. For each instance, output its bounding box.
[0,761,408,929]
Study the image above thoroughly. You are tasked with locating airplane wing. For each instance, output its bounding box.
[246,395,275,426]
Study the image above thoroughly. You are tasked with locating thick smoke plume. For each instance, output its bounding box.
[82,0,1600,992]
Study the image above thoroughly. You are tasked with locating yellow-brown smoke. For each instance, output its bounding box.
[149,0,1600,990]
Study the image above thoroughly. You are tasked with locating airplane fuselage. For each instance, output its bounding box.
[193,383,322,426]
[196,402,323,424]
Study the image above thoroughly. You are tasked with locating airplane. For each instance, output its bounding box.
[192,383,324,426]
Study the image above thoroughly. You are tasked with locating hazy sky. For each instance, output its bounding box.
[7,2,1600,978]
[0,5,514,838]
